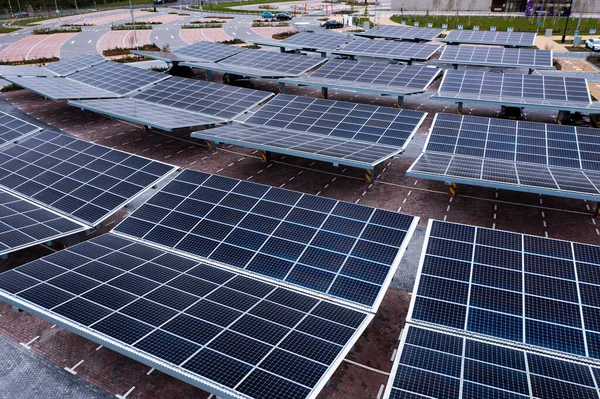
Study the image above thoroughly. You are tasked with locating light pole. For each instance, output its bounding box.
[53,0,61,26]
[16,0,22,13]
[74,0,79,13]
[561,0,572,43]
[129,0,138,50]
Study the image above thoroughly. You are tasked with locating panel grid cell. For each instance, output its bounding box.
[6,76,118,101]
[443,29,537,46]
[114,169,418,310]
[278,32,354,50]
[355,25,445,41]
[44,54,107,76]
[332,40,441,61]
[0,112,41,146]
[437,45,554,69]
[172,41,247,62]
[0,233,371,399]
[0,131,176,226]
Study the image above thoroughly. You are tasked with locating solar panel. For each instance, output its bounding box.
[0,66,59,78]
[443,29,537,46]
[130,50,186,63]
[244,94,426,148]
[281,59,441,96]
[255,32,354,52]
[354,25,444,41]
[182,50,327,78]
[408,220,600,361]
[432,70,593,110]
[0,131,176,226]
[172,41,247,62]
[68,99,229,131]
[0,233,372,399]
[385,325,600,399]
[0,190,87,257]
[114,169,419,310]
[0,111,42,146]
[437,46,554,69]
[191,124,403,168]
[68,62,170,96]
[407,113,600,201]
[332,40,441,61]
[5,77,118,101]
[44,54,107,76]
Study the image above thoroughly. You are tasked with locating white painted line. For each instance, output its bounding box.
[20,335,40,349]
[96,345,103,351]
[71,40,75,44]
[390,348,397,362]
[116,386,135,399]
[64,359,84,375]
[376,384,385,399]
[146,368,155,375]
[343,359,390,376]
[88,39,92,43]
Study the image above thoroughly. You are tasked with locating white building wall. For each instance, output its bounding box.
[389,0,599,13]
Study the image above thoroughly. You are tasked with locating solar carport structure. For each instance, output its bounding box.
[181,50,327,80]
[431,70,600,113]
[69,77,274,131]
[385,219,600,398]
[0,169,419,399]
[191,94,427,180]
[253,32,355,57]
[408,114,600,207]
[354,25,444,41]
[332,40,441,63]
[436,46,554,72]
[131,41,247,63]
[442,29,537,47]
[279,59,441,106]
[0,54,106,78]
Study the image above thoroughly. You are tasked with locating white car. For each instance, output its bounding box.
[586,38,600,51]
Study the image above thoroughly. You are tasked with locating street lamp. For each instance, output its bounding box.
[53,0,61,26]
[129,0,138,50]
[561,0,572,43]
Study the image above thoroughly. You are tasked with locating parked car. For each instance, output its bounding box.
[262,12,275,18]
[321,19,344,29]
[558,110,591,126]
[276,13,292,21]
[585,38,600,51]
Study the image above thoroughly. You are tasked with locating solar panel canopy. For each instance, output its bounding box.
[443,29,537,46]
[0,233,372,399]
[254,32,354,51]
[0,54,105,78]
[407,113,600,201]
[408,220,600,362]
[354,24,444,41]
[173,41,247,62]
[0,66,59,78]
[437,45,554,69]
[115,169,419,311]
[182,50,326,78]
[280,59,441,97]
[0,190,87,257]
[385,325,600,399]
[332,40,441,61]
[0,112,41,146]
[0,131,176,226]
[432,70,596,111]
[5,76,118,101]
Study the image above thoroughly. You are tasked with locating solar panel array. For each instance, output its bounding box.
[437,46,554,69]
[68,62,170,96]
[443,29,537,46]
[115,169,418,310]
[44,54,106,76]
[245,94,426,148]
[5,77,117,101]
[277,32,353,50]
[131,77,273,120]
[69,99,229,131]
[0,190,87,257]
[0,66,59,78]
[355,25,444,41]
[0,112,41,146]
[0,233,371,399]
[0,131,176,226]
[191,124,403,167]
[130,50,186,63]
[183,50,326,78]
[407,114,600,201]
[433,70,592,109]
[172,41,246,62]
[387,325,600,399]
[333,40,441,61]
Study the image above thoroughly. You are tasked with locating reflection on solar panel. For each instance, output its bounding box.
[0,190,87,257]
[280,59,441,96]
[191,124,403,168]
[69,99,229,131]
[131,77,274,120]
[355,25,444,41]
[443,29,537,46]
[115,169,418,310]
[0,112,41,146]
[182,50,327,78]
[68,62,170,96]
[44,54,106,76]
[332,40,441,61]
[385,325,600,399]
[407,113,600,201]
[172,41,246,62]
[437,46,554,69]
[432,70,593,110]
[0,233,372,399]
[5,77,117,101]
[0,131,176,226]
[408,220,600,361]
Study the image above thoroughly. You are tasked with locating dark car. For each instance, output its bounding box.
[558,110,591,126]
[500,106,523,120]
[321,20,344,29]
[276,13,292,21]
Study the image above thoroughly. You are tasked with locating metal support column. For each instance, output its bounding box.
[595,203,600,218]
[279,46,286,53]
[457,102,463,115]
[407,60,413,65]
[261,150,272,163]
[396,96,404,108]
[206,70,213,81]
[365,168,374,182]
[279,82,286,94]
[321,87,328,99]
[453,64,458,70]
[528,68,534,75]
[206,140,216,150]
[449,182,457,196]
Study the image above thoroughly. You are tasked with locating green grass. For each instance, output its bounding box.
[0,27,20,33]
[389,15,600,35]
[192,0,298,14]
[32,27,82,34]
[9,16,56,26]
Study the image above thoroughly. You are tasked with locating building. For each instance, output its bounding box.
[390,0,599,13]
